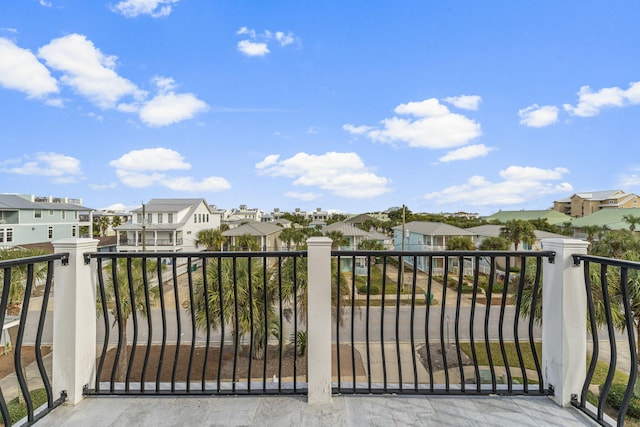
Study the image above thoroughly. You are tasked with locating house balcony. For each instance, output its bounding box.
[1,239,632,426]
[117,238,184,249]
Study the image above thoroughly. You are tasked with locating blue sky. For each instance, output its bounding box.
[1,1,640,216]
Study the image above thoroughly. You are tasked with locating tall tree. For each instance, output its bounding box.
[196,228,226,251]
[235,233,260,251]
[187,257,280,359]
[325,230,349,249]
[278,227,298,250]
[97,216,111,237]
[500,219,536,251]
[111,215,123,229]
[623,214,640,232]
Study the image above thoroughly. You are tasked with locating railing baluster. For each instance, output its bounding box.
[350,255,357,393]
[186,257,197,393]
[277,255,283,394]
[529,256,543,391]
[580,259,598,409]
[231,257,239,392]
[440,256,449,391]
[96,258,109,393]
[484,257,496,392]
[14,263,35,422]
[155,257,167,392]
[454,256,465,391]
[0,267,12,424]
[365,255,371,393]
[141,258,153,393]
[261,257,268,392]
[247,256,254,393]
[171,257,181,392]
[410,256,418,391]
[470,256,480,392]
[425,256,434,392]
[498,257,511,393]
[395,253,403,392]
[125,258,138,392]
[380,255,387,392]
[619,267,638,426]
[35,260,55,407]
[513,255,527,393]
[598,263,617,421]
[293,255,299,392]
[109,258,123,392]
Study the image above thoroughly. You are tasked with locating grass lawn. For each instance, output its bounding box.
[354,264,424,295]
[0,388,48,425]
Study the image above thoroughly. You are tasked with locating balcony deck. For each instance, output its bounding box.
[38,394,596,426]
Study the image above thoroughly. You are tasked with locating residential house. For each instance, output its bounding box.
[0,194,92,248]
[392,221,475,274]
[345,213,379,230]
[552,189,640,218]
[222,221,283,251]
[228,204,263,222]
[116,199,219,252]
[484,209,572,226]
[326,221,390,275]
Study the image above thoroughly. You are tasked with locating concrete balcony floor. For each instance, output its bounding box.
[38,394,597,426]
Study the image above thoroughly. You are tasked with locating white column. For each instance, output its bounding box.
[306,237,332,404]
[52,238,99,405]
[541,238,589,406]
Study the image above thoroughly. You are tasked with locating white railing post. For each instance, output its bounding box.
[52,238,99,405]
[306,237,332,404]
[541,238,589,406]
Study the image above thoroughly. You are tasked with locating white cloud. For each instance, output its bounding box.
[563,81,640,117]
[112,0,179,18]
[110,147,230,192]
[437,144,494,163]
[139,92,208,126]
[443,95,482,111]
[236,27,299,57]
[0,152,83,183]
[285,191,319,201]
[518,104,559,127]
[424,166,572,207]
[110,147,191,171]
[344,98,482,149]
[39,0,52,7]
[237,40,269,57]
[0,38,58,99]
[38,34,142,109]
[89,182,117,191]
[256,151,391,199]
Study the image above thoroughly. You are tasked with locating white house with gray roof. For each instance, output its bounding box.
[116,198,219,252]
[0,194,92,248]
[222,221,283,251]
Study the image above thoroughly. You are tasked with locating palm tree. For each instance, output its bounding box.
[97,216,111,237]
[500,219,536,251]
[196,228,226,251]
[278,227,298,250]
[111,215,123,229]
[187,257,279,359]
[579,225,604,249]
[325,230,349,249]
[623,214,640,232]
[235,233,260,251]
[98,258,160,380]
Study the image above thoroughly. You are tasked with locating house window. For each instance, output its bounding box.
[62,211,66,220]
[158,213,163,224]
[206,214,209,222]
[147,213,152,224]
[72,226,77,237]
[194,214,198,223]
[137,214,142,223]
[5,229,12,243]
[35,210,42,219]
[74,211,78,220]
[49,210,54,216]
[168,213,173,223]
[0,229,3,242]
[48,226,54,239]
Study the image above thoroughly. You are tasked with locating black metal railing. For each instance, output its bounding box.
[572,254,640,426]
[0,253,68,426]
[86,251,307,396]
[333,250,554,396]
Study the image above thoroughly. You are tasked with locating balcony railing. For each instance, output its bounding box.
[3,237,639,425]
[118,239,184,247]
[0,252,68,426]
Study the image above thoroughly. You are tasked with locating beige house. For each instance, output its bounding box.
[553,190,640,218]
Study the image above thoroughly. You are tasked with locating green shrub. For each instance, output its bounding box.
[357,284,381,295]
[604,383,640,419]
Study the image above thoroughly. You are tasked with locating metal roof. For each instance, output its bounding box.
[222,221,282,237]
[570,207,640,230]
[484,210,571,225]
[392,221,474,236]
[0,194,91,211]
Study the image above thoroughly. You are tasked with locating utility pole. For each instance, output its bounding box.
[142,202,146,252]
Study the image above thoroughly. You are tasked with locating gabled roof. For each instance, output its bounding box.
[222,221,282,237]
[393,221,474,236]
[132,199,209,213]
[345,213,378,224]
[324,221,371,237]
[484,210,571,225]
[570,207,640,230]
[571,189,623,201]
[0,194,91,211]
